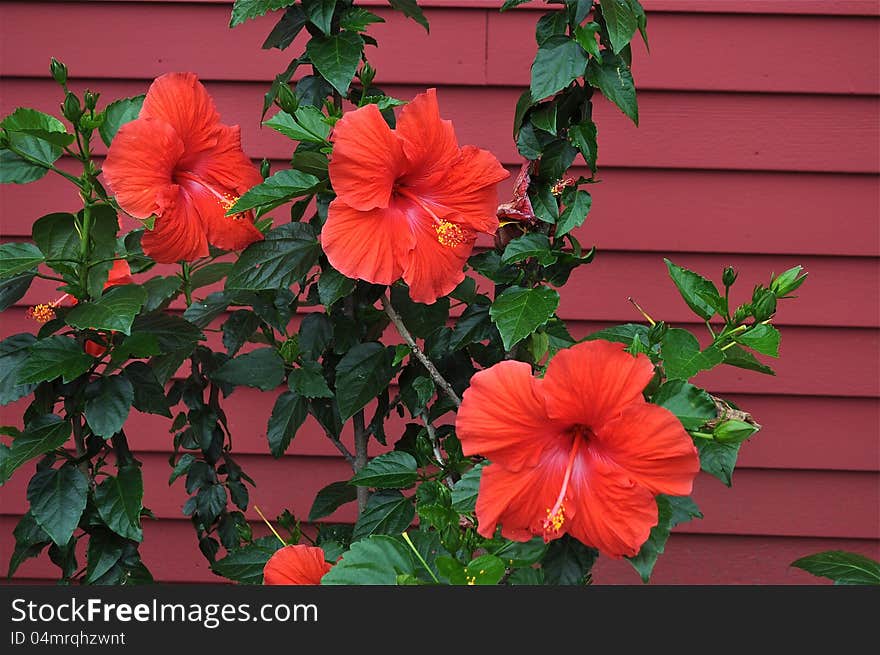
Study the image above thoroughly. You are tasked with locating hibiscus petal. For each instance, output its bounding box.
[328,104,406,211]
[140,189,209,263]
[420,145,508,234]
[543,340,656,428]
[321,199,414,285]
[187,124,263,196]
[567,454,659,558]
[180,180,264,253]
[140,72,221,161]
[474,457,570,542]
[401,209,475,304]
[456,360,565,472]
[263,545,332,585]
[595,403,700,497]
[396,88,460,185]
[102,117,183,219]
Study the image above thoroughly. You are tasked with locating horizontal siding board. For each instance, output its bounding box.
[3,158,878,257]
[1,390,877,471]
[1,453,877,538]
[1,305,877,396]
[31,0,880,17]
[4,156,879,259]
[2,80,878,174]
[3,4,877,93]
[1,514,877,584]
[8,248,877,328]
[488,11,880,94]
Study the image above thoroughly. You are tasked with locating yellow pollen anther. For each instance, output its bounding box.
[544,505,566,533]
[219,193,246,221]
[435,220,467,248]
[541,434,582,540]
[550,176,576,196]
[466,576,476,585]
[27,303,56,323]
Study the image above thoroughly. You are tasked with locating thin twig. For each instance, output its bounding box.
[322,428,356,467]
[421,412,454,489]
[353,410,369,515]
[380,292,462,408]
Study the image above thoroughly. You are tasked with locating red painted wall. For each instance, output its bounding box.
[1,0,878,584]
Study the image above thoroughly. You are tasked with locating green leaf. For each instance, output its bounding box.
[306,31,365,96]
[535,11,568,45]
[387,0,429,32]
[0,415,70,485]
[652,380,716,430]
[27,465,88,546]
[222,310,260,356]
[791,551,880,586]
[463,554,506,585]
[94,465,144,541]
[189,262,233,290]
[557,189,593,237]
[501,0,532,9]
[661,329,724,380]
[0,242,44,279]
[488,536,548,568]
[141,276,181,313]
[737,323,780,357]
[722,344,776,375]
[225,222,320,291]
[340,7,385,32]
[627,494,702,582]
[212,348,285,391]
[288,361,333,398]
[530,184,559,223]
[230,0,297,27]
[99,95,145,147]
[334,342,395,421]
[308,480,358,521]
[84,375,134,439]
[569,120,598,174]
[542,535,598,585]
[131,313,202,355]
[262,5,308,50]
[266,391,308,457]
[65,285,148,336]
[0,272,35,311]
[390,286,450,339]
[32,212,79,267]
[451,463,483,513]
[84,530,125,583]
[124,362,171,417]
[349,452,418,489]
[490,285,560,351]
[502,233,557,266]
[0,333,37,405]
[1,108,66,182]
[229,169,321,214]
[322,535,416,585]
[265,106,332,145]
[303,0,335,34]
[573,23,601,58]
[182,291,229,329]
[586,52,638,125]
[697,439,741,486]
[530,35,588,102]
[17,336,93,384]
[600,0,638,53]
[352,490,415,541]
[8,512,51,578]
[664,259,723,321]
[318,267,356,308]
[212,536,282,584]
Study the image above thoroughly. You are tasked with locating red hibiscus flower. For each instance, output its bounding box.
[455,340,700,559]
[323,88,509,304]
[102,72,264,264]
[263,544,333,585]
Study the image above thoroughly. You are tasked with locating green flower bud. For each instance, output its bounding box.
[260,158,271,179]
[733,304,752,324]
[713,419,758,444]
[275,83,298,114]
[62,92,82,122]
[83,90,99,111]
[50,58,68,85]
[753,292,777,322]
[722,266,738,288]
[770,265,808,298]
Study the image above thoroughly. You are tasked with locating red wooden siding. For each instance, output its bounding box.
[1,0,878,584]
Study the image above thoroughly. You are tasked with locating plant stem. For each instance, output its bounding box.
[380,292,462,408]
[353,410,369,515]
[78,199,93,295]
[180,262,193,306]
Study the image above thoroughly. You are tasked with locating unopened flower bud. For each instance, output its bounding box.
[713,419,758,444]
[275,83,298,114]
[753,292,777,321]
[83,90,99,111]
[260,158,271,179]
[50,58,68,85]
[722,266,737,288]
[359,62,376,90]
[733,304,751,324]
[62,92,82,122]
[770,265,808,297]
